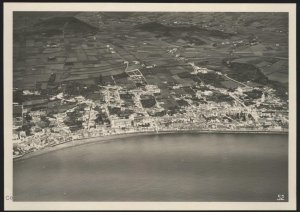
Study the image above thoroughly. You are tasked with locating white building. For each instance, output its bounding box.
[110,117,133,129]
[145,85,160,94]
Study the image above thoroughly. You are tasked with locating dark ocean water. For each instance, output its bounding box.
[13,133,288,202]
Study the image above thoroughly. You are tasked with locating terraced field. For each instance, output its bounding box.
[13,12,288,92]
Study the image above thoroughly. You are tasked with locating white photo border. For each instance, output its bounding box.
[4,2,297,211]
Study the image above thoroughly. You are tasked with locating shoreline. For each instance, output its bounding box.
[13,129,288,162]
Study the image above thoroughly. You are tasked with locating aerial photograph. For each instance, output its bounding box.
[12,12,289,202]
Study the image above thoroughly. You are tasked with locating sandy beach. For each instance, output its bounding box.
[13,129,288,162]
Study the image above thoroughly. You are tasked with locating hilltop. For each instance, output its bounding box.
[135,21,234,45]
[14,15,98,37]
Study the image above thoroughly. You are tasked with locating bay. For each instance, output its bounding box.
[13,133,288,202]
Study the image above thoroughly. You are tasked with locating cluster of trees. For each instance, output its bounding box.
[177,72,192,79]
[95,114,110,125]
[120,93,134,101]
[48,73,56,84]
[206,92,233,103]
[244,89,263,100]
[197,72,225,88]
[120,93,135,107]
[107,106,134,118]
[94,106,110,125]
[108,106,121,115]
[268,81,288,101]
[151,110,167,117]
[225,62,288,102]
[64,107,84,132]
[36,115,50,129]
[13,90,24,104]
[166,105,181,116]
[64,82,98,97]
[140,95,156,108]
[136,81,147,88]
[95,74,104,85]
[226,112,253,122]
[21,121,35,136]
[176,99,189,107]
[227,62,268,84]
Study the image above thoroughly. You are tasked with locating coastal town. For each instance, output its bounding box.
[12,12,289,158]
[12,66,288,158]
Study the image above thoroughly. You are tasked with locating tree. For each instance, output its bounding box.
[24,113,32,122]
[13,90,24,104]
[22,122,35,136]
[48,73,56,84]
[96,74,103,85]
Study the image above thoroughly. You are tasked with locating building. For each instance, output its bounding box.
[48,56,57,61]
[110,117,133,129]
[133,115,153,127]
[145,85,160,94]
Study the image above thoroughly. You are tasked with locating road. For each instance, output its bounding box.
[223,74,250,88]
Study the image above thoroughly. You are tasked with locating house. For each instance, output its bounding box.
[48,56,57,61]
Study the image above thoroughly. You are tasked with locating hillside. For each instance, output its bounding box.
[13,12,80,30]
[14,15,98,37]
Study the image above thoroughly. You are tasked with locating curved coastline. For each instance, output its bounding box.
[13,129,288,162]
